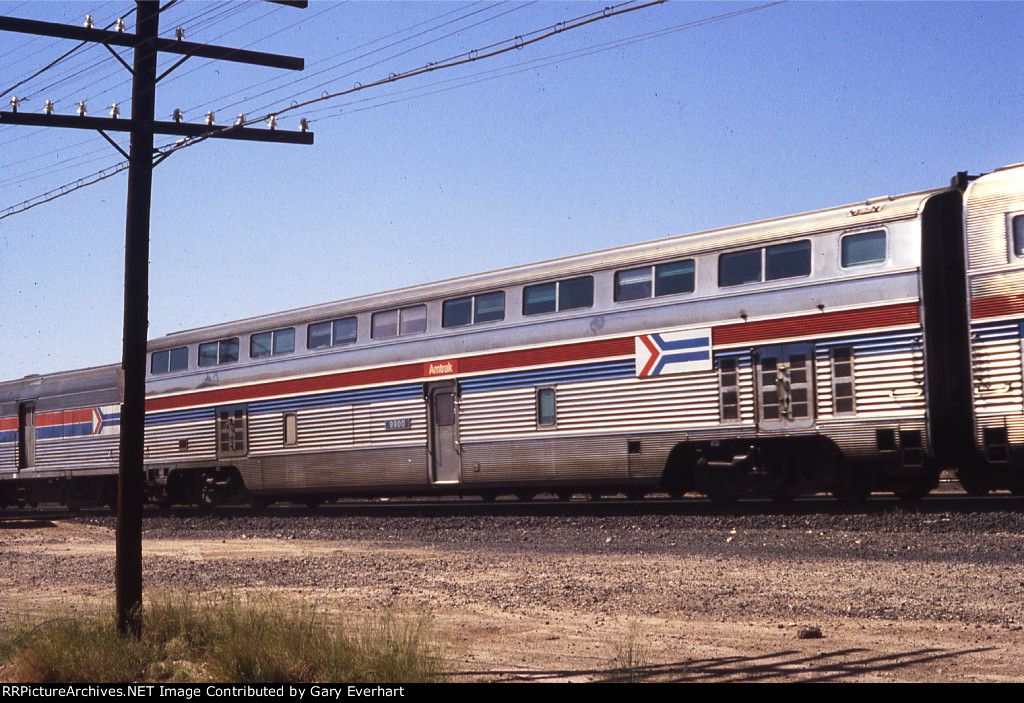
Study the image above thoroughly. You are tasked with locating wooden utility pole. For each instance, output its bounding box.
[0,1,312,636]
[117,0,160,638]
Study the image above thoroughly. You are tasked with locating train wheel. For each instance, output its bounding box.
[831,469,873,503]
[250,495,269,510]
[515,491,536,502]
[893,476,935,501]
[958,476,990,497]
[199,476,218,511]
[705,467,742,504]
[556,490,573,502]
[479,492,497,502]
[625,489,646,501]
[305,498,321,509]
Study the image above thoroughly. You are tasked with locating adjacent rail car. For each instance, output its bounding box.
[2,164,1023,507]
[958,165,1024,494]
[0,365,121,508]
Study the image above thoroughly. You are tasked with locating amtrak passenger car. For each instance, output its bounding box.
[4,164,1024,507]
[960,165,1024,494]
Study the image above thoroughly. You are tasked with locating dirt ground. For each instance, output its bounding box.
[2,510,1023,683]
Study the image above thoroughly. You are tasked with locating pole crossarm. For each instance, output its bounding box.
[0,15,304,70]
[0,111,313,144]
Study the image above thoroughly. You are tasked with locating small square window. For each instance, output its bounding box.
[655,260,695,296]
[842,230,886,267]
[719,249,762,287]
[273,328,295,355]
[372,310,399,339]
[474,291,505,323]
[523,282,557,316]
[251,332,273,358]
[332,317,357,345]
[399,305,427,335]
[765,240,811,280]
[442,297,473,328]
[308,322,331,349]
[559,276,593,311]
[615,267,653,302]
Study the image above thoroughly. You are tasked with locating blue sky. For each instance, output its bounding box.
[1,1,1022,379]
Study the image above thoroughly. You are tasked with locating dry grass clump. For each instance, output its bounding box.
[0,592,448,684]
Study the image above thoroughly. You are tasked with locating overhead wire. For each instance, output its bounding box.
[0,0,786,222]
[219,1,532,118]
[0,3,137,100]
[306,0,788,122]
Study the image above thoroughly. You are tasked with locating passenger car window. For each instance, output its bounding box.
[523,282,557,316]
[372,306,427,339]
[719,249,762,287]
[537,388,556,427]
[719,241,810,287]
[151,346,188,374]
[655,260,695,296]
[616,260,695,302]
[614,267,652,302]
[251,328,294,358]
[1012,215,1024,257]
[523,277,593,316]
[765,240,810,280]
[443,292,505,328]
[199,338,239,367]
[841,230,887,267]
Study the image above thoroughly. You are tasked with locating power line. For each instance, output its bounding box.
[0,4,141,99]
[305,0,789,123]
[0,0,661,218]
[0,0,785,221]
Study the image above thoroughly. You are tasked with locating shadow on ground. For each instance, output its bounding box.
[453,646,994,682]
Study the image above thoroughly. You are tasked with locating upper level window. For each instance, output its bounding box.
[151,346,188,374]
[308,317,357,349]
[841,230,887,267]
[442,291,506,328]
[372,305,427,339]
[615,259,695,302]
[523,276,593,316]
[251,327,295,358]
[719,240,811,287]
[1012,215,1024,257]
[198,338,239,367]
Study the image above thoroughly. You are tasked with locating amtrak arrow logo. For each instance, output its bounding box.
[635,328,713,377]
[91,406,120,435]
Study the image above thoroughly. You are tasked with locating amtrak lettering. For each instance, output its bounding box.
[424,360,459,377]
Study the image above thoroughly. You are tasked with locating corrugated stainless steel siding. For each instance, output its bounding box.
[459,374,722,444]
[970,322,1024,417]
[966,165,1024,272]
[246,398,427,456]
[0,444,14,473]
[976,415,1024,447]
[817,419,929,458]
[255,446,428,491]
[32,435,119,471]
[849,335,925,417]
[145,420,217,463]
[812,331,925,418]
[460,435,628,484]
[969,269,1024,301]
